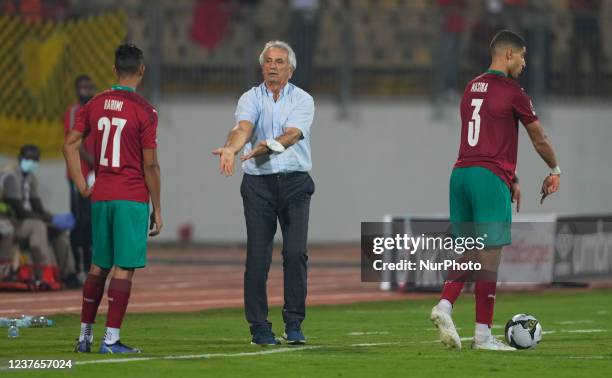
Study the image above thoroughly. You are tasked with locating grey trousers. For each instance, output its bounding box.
[16,219,76,278]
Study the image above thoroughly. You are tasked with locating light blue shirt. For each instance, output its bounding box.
[235,82,314,175]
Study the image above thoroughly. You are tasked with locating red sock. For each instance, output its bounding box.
[106,278,132,329]
[80,274,106,324]
[440,257,474,304]
[475,281,497,326]
[440,281,464,304]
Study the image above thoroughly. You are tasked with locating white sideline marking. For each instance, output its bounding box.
[596,310,608,315]
[75,346,320,366]
[554,320,594,325]
[563,329,605,333]
[347,332,390,336]
[423,329,607,344]
[421,336,476,344]
[567,356,610,360]
[350,342,399,347]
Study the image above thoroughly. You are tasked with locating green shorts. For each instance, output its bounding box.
[91,200,149,269]
[449,166,511,248]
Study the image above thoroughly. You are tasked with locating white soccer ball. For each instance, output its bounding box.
[504,314,543,349]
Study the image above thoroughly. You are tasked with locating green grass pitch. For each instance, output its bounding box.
[1,289,611,377]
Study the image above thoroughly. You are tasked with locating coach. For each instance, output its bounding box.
[213,40,315,346]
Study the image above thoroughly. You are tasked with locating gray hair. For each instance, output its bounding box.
[258,40,297,71]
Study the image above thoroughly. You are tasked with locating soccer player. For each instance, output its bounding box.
[430,30,560,351]
[64,44,162,354]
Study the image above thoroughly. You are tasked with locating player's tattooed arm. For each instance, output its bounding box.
[212,121,254,176]
[523,120,560,203]
[524,121,558,169]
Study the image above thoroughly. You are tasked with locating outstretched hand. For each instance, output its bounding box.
[540,174,560,204]
[212,147,236,176]
[240,141,270,162]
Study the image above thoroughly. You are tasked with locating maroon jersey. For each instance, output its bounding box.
[74,86,158,203]
[454,71,538,187]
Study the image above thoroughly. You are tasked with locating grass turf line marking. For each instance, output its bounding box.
[425,328,464,331]
[75,346,321,366]
[350,342,400,347]
[421,329,607,343]
[562,329,605,333]
[346,332,390,336]
[554,320,594,325]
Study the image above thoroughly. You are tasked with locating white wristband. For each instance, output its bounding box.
[86,171,96,187]
[266,139,286,154]
[550,166,561,175]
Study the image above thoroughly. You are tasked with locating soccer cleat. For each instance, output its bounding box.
[73,338,91,353]
[99,340,141,354]
[283,328,306,345]
[430,305,462,350]
[471,335,516,351]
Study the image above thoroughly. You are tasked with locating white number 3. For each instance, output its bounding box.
[97,117,127,167]
[467,98,483,147]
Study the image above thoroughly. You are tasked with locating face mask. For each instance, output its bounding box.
[20,159,39,174]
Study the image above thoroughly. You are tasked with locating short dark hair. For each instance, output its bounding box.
[490,30,526,55]
[75,74,92,89]
[114,44,144,76]
[19,144,41,161]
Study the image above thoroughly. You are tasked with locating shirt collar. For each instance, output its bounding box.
[111,85,136,92]
[485,69,507,77]
[262,82,291,99]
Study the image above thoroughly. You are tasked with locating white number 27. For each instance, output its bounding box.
[467,98,483,147]
[97,117,127,167]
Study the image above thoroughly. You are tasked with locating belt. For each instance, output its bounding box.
[248,172,307,180]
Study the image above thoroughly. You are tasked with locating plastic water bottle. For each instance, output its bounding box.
[0,316,29,327]
[29,316,54,328]
[7,319,19,338]
[1,315,54,328]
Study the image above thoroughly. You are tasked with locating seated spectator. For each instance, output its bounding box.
[0,144,80,289]
[0,208,16,281]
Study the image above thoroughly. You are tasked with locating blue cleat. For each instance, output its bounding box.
[251,332,281,346]
[99,340,141,354]
[250,324,280,346]
[73,338,91,353]
[283,328,306,345]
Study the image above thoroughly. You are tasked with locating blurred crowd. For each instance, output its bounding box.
[2,0,608,97]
